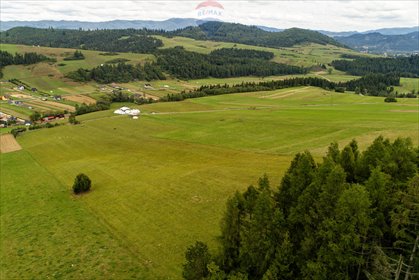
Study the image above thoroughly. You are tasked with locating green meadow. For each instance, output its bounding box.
[154,35,372,67]
[1,43,416,102]
[1,87,417,279]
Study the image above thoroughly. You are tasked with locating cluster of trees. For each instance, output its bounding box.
[345,73,401,96]
[1,27,163,54]
[66,62,165,83]
[74,99,111,115]
[156,47,305,80]
[331,55,419,77]
[63,50,85,61]
[183,136,419,280]
[171,22,342,48]
[162,74,401,102]
[0,50,53,77]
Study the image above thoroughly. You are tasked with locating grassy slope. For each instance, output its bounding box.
[154,35,373,67]
[0,151,147,279]
[1,43,417,99]
[0,43,154,95]
[2,88,417,278]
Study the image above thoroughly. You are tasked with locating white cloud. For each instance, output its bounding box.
[0,0,418,31]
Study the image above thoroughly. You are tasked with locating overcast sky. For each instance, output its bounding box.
[1,0,418,32]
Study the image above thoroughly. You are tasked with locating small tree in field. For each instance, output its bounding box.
[72,173,91,194]
[68,114,80,124]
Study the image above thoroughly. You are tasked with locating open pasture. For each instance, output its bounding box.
[154,35,373,67]
[1,87,417,279]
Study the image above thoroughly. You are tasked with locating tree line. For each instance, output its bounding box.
[331,55,419,77]
[183,136,419,280]
[161,73,402,102]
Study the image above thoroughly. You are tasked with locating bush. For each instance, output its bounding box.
[10,127,26,137]
[72,173,91,194]
[384,97,397,103]
[68,114,80,124]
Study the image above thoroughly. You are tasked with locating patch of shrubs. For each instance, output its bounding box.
[384,97,397,103]
[72,173,91,194]
[335,87,345,93]
[28,122,60,130]
[63,50,85,61]
[10,127,27,137]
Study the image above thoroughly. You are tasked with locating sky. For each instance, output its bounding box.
[1,0,418,32]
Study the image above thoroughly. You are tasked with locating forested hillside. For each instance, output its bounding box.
[331,55,419,77]
[183,137,419,280]
[171,22,343,48]
[0,27,163,53]
[1,22,343,54]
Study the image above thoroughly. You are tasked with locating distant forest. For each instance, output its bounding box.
[332,55,419,77]
[170,22,342,48]
[183,136,419,280]
[0,27,163,53]
[0,22,342,53]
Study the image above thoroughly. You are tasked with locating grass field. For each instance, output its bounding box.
[154,36,373,67]
[1,43,417,104]
[1,87,417,279]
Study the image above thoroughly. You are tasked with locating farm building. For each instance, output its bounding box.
[113,107,140,116]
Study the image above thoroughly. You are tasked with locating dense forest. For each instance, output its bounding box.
[156,47,306,79]
[66,62,165,83]
[171,22,342,48]
[332,55,419,77]
[0,50,54,78]
[162,73,402,101]
[0,27,163,53]
[183,136,419,280]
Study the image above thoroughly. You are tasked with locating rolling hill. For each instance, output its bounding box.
[335,31,419,53]
[171,21,343,48]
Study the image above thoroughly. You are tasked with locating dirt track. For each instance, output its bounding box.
[0,134,22,153]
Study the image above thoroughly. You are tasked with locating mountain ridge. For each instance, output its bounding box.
[1,18,417,36]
